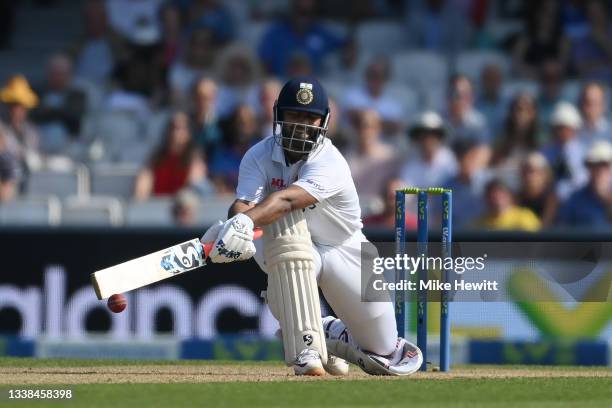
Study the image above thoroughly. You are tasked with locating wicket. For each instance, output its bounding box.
[395,187,452,372]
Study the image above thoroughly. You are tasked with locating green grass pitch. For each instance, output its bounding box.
[0,358,610,408]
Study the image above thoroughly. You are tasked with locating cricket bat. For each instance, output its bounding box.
[91,229,263,299]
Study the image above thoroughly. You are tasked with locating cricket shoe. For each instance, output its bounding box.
[272,327,333,376]
[322,316,422,376]
[323,354,350,376]
[293,349,326,376]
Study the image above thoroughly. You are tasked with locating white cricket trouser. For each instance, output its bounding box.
[254,232,397,356]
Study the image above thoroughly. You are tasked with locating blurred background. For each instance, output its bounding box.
[0,0,610,366]
[0,0,610,230]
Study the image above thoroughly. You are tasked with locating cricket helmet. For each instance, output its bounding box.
[273,76,330,156]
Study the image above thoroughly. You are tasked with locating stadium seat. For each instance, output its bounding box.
[238,21,268,48]
[455,50,510,82]
[0,195,61,226]
[27,162,89,198]
[146,110,171,144]
[502,79,539,100]
[386,84,419,116]
[356,21,406,55]
[197,196,235,226]
[72,78,106,111]
[393,51,448,91]
[81,111,144,162]
[61,196,124,226]
[90,164,140,200]
[125,198,174,227]
[422,86,446,111]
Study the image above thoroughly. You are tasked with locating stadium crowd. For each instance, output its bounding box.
[0,0,611,230]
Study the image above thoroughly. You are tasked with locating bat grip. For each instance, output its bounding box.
[202,228,263,258]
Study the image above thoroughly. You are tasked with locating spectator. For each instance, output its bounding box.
[189,77,222,156]
[569,0,612,82]
[248,78,282,138]
[406,0,471,55]
[286,51,314,78]
[172,188,200,227]
[326,96,351,152]
[185,0,235,44]
[169,27,218,107]
[31,54,87,153]
[0,75,40,167]
[444,74,489,143]
[558,140,612,228]
[70,0,128,83]
[541,102,588,199]
[516,152,558,227]
[476,64,505,136]
[400,111,457,189]
[537,59,567,130]
[363,178,417,230]
[214,44,262,118]
[511,0,570,78]
[106,0,163,46]
[577,82,610,145]
[134,111,206,200]
[158,3,184,71]
[442,139,489,229]
[104,61,152,120]
[474,179,541,231]
[209,105,261,193]
[343,58,403,136]
[0,129,18,201]
[344,110,401,197]
[491,93,540,178]
[258,0,345,77]
[322,36,363,84]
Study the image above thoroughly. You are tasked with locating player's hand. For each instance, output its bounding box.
[209,213,256,263]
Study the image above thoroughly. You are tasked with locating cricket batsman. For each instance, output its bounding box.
[202,76,422,376]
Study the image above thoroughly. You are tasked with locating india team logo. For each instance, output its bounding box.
[296,82,314,105]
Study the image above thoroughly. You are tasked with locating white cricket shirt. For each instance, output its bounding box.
[236,137,364,246]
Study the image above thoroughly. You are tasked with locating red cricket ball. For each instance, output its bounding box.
[107,293,127,313]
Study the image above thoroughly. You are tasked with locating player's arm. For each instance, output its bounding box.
[228,199,255,218]
[243,185,317,226]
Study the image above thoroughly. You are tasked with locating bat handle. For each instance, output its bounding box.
[202,228,263,258]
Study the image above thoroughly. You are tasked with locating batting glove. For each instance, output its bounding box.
[209,213,256,263]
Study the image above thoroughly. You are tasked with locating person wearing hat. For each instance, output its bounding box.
[0,75,40,158]
[541,101,589,200]
[557,140,612,227]
[0,75,41,192]
[400,110,457,189]
[200,76,423,377]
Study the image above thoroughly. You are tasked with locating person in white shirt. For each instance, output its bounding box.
[400,111,458,189]
[343,58,403,135]
[577,82,611,146]
[201,76,422,376]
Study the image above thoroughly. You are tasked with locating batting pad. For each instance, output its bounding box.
[264,210,327,366]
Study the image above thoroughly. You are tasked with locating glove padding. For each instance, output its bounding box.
[208,213,256,263]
